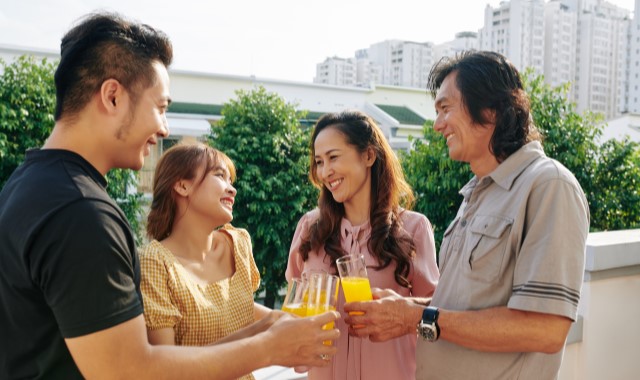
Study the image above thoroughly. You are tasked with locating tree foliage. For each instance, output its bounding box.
[403,70,640,252]
[0,56,145,242]
[526,71,640,231]
[208,86,317,308]
[0,56,56,187]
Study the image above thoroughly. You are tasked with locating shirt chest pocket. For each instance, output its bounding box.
[464,215,513,283]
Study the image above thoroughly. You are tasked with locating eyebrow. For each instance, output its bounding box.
[434,96,448,109]
[314,149,341,158]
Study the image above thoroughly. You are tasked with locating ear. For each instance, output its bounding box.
[99,79,125,115]
[364,147,376,168]
[483,108,497,127]
[173,179,191,197]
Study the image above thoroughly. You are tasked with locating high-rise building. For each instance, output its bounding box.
[574,0,630,118]
[314,57,357,86]
[367,40,435,88]
[434,32,480,63]
[544,1,578,89]
[479,0,546,75]
[628,0,640,113]
[313,54,382,88]
[313,0,636,120]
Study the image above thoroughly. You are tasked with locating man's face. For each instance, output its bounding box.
[114,61,171,170]
[433,72,497,176]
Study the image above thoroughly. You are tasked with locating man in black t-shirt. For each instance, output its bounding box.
[0,12,338,379]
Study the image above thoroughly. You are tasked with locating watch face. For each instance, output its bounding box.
[419,323,436,341]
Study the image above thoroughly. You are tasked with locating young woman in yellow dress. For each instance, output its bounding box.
[140,142,270,380]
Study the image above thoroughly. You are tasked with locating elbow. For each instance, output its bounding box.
[538,335,567,354]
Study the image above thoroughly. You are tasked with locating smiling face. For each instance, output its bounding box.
[187,159,237,226]
[114,60,171,170]
[433,71,498,177]
[313,126,375,211]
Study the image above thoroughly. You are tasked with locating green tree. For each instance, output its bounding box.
[589,138,640,230]
[403,71,640,252]
[209,86,316,308]
[0,56,56,187]
[526,71,640,231]
[0,55,145,242]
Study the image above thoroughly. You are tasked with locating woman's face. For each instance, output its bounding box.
[313,126,374,207]
[187,159,237,225]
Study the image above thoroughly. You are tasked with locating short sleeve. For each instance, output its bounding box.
[406,213,440,298]
[285,211,316,281]
[508,177,589,320]
[139,243,182,330]
[31,200,142,338]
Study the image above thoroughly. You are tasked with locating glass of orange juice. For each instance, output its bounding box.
[336,254,372,316]
[306,272,339,346]
[281,277,308,317]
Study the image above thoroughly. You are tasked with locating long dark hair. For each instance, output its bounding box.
[300,110,416,288]
[427,50,541,162]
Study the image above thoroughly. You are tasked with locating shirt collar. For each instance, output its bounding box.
[459,141,545,196]
[489,141,545,190]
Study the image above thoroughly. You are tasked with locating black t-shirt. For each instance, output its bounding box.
[0,149,143,379]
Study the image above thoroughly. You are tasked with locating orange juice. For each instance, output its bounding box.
[340,277,373,302]
[281,303,307,317]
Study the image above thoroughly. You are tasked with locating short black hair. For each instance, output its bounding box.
[54,12,173,121]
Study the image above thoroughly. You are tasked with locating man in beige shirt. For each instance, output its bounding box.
[344,51,589,380]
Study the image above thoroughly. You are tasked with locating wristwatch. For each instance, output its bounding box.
[417,306,440,342]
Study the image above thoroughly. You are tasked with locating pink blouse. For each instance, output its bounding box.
[286,209,439,380]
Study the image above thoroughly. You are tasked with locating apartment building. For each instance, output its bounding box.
[433,31,480,63]
[628,0,640,113]
[479,0,546,75]
[573,0,630,118]
[544,1,578,88]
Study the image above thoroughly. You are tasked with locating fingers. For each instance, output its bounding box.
[371,287,399,299]
[309,310,340,325]
[304,345,338,367]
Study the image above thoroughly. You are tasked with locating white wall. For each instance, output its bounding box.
[558,229,640,380]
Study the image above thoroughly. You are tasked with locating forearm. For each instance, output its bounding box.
[254,302,271,320]
[142,334,271,379]
[69,316,271,380]
[438,306,572,353]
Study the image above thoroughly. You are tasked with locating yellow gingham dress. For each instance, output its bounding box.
[140,225,260,380]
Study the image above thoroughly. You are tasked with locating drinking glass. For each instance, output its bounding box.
[281,277,308,317]
[305,272,339,346]
[336,254,373,303]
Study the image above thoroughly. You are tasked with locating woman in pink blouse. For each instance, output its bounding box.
[286,110,440,380]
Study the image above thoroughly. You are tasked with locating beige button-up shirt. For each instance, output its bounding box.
[417,141,589,380]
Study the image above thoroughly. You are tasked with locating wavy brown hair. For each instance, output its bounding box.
[300,110,417,288]
[146,142,236,241]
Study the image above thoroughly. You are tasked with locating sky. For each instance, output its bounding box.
[0,0,636,83]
